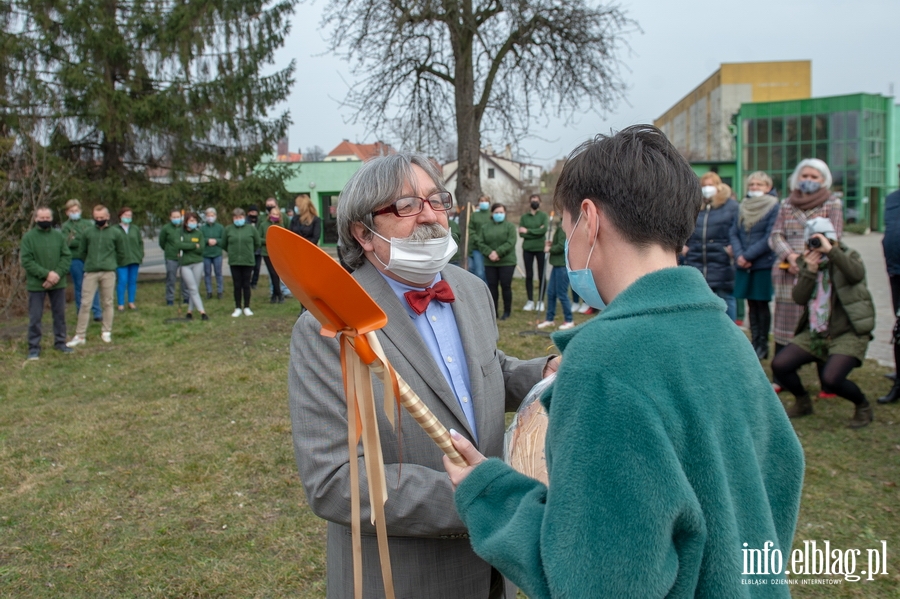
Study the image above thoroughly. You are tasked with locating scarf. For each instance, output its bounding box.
[739,195,778,231]
[808,268,832,334]
[788,187,831,211]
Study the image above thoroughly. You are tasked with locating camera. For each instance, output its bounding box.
[807,236,822,249]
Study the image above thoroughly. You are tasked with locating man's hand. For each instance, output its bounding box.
[208,238,217,246]
[45,271,60,287]
[803,250,821,273]
[488,251,499,262]
[443,429,487,489]
[518,226,527,234]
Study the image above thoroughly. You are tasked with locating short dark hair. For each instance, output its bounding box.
[490,202,505,213]
[117,206,132,219]
[553,125,701,252]
[529,194,541,202]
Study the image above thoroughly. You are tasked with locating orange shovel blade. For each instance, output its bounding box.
[267,226,388,337]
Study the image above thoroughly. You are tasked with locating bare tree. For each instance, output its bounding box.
[322,0,636,265]
[304,145,326,161]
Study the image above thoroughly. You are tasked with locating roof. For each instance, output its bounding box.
[326,140,395,161]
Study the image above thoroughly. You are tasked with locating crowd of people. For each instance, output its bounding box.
[20,196,322,358]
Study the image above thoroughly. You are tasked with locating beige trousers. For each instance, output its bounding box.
[76,271,116,336]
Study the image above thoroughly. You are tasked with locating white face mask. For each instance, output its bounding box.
[367,225,458,286]
[747,190,765,198]
[701,185,718,199]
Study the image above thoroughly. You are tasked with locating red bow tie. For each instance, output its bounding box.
[403,280,455,316]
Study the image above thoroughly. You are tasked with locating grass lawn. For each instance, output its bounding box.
[1,276,898,598]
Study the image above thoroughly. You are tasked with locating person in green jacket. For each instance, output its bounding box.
[477,203,517,320]
[467,195,491,282]
[158,208,189,306]
[445,125,804,599]
[222,207,261,317]
[174,212,209,321]
[114,206,144,311]
[536,221,574,330]
[772,217,875,428]
[21,207,73,359]
[68,205,127,347]
[448,211,461,266]
[62,198,101,320]
[259,206,285,303]
[201,207,225,299]
[518,194,550,312]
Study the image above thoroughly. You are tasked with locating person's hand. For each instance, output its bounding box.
[45,271,60,286]
[488,251,499,262]
[443,429,487,489]
[725,245,733,259]
[208,238,217,246]
[681,245,689,257]
[518,227,527,234]
[787,253,799,275]
[736,256,751,269]
[542,355,560,378]
[803,250,821,273]
[811,234,833,255]
[544,241,551,252]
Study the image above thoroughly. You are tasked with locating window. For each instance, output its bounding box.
[487,168,495,179]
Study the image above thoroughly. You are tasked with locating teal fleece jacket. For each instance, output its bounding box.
[455,266,804,599]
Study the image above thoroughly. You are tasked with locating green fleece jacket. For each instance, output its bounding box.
[258,218,283,257]
[449,218,461,262]
[20,227,72,291]
[548,223,565,267]
[455,266,804,599]
[79,224,126,272]
[62,218,92,261]
[175,228,206,266]
[468,208,492,244]
[157,222,182,261]
[476,219,517,267]
[222,224,260,266]
[519,210,550,252]
[115,223,144,266]
[201,222,225,258]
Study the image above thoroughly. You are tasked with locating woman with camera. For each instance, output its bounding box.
[771,217,875,428]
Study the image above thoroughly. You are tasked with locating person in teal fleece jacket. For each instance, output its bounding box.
[445,125,804,599]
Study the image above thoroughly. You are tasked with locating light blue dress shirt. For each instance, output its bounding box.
[379,272,477,441]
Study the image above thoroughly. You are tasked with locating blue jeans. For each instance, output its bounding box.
[546,267,573,323]
[203,255,224,294]
[469,250,487,283]
[116,263,139,306]
[714,288,737,322]
[70,258,101,318]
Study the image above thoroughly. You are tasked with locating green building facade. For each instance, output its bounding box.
[736,93,899,230]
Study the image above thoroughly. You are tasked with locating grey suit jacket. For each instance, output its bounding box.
[289,260,546,599]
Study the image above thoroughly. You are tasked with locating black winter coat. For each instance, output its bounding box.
[684,198,739,292]
[882,190,900,276]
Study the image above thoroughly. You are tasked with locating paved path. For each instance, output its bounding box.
[845,232,893,367]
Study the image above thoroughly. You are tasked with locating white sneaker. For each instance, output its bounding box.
[570,302,581,312]
[522,301,535,311]
[578,303,591,314]
[243,307,254,316]
[536,321,555,329]
[66,335,86,348]
[558,321,575,330]
[231,308,242,317]
[536,301,545,312]
[101,332,112,343]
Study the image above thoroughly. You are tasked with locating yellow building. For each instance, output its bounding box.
[655,61,811,163]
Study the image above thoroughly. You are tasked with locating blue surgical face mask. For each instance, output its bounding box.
[565,211,606,311]
[479,202,490,211]
[69,211,81,221]
[121,217,132,224]
[492,212,505,223]
[171,217,182,226]
[798,179,821,194]
[187,222,198,231]
[234,218,246,227]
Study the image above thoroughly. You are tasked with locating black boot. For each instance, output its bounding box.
[747,303,762,359]
[757,303,771,360]
[878,382,900,404]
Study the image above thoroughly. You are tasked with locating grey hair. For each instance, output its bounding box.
[337,153,446,270]
[746,171,773,188]
[788,158,832,191]
[205,207,217,215]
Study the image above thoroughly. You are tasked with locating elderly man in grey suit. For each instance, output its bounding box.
[289,153,556,598]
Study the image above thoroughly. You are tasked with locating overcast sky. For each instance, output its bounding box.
[271,0,900,167]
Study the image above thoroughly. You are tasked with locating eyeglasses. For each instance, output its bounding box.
[372,191,453,218]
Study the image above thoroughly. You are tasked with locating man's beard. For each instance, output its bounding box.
[408,223,448,241]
